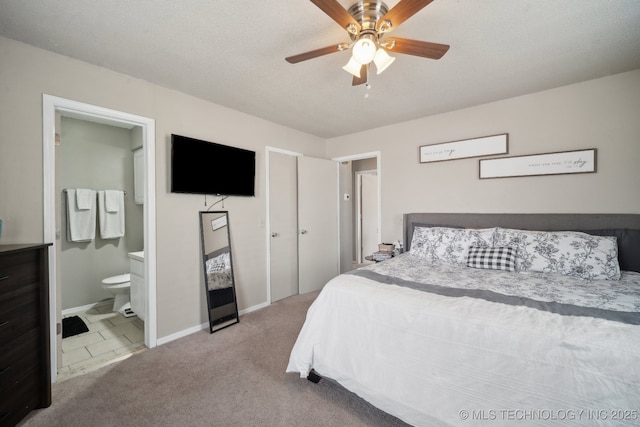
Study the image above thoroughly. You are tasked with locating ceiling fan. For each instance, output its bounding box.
[285,0,450,86]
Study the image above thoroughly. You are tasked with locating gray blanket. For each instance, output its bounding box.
[348,254,640,325]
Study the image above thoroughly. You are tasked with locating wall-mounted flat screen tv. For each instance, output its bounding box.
[171,134,256,196]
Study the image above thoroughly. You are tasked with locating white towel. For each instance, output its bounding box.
[104,190,121,212]
[98,190,125,239]
[75,188,93,210]
[66,189,96,242]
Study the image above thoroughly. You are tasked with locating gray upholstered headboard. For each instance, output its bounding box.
[403,213,640,273]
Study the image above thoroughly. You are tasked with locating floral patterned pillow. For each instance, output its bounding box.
[410,227,495,265]
[493,228,621,280]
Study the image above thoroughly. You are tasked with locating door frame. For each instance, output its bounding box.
[332,151,382,264]
[42,95,157,383]
[265,146,302,304]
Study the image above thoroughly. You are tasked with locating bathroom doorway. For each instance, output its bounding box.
[43,95,157,383]
[57,117,144,380]
[332,151,381,271]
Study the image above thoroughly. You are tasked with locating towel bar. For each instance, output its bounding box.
[63,189,126,195]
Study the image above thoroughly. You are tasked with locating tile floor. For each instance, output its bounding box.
[58,301,146,382]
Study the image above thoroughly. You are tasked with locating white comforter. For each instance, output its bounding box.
[287,255,640,426]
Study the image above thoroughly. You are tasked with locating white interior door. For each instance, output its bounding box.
[298,156,339,294]
[268,151,299,302]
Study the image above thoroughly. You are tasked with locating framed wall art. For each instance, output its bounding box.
[419,133,508,163]
[479,148,597,179]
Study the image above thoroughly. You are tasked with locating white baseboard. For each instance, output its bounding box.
[239,301,269,316]
[156,322,209,345]
[61,299,112,316]
[156,300,271,345]
[63,299,272,346]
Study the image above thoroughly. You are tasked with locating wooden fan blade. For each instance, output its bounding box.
[352,64,368,86]
[376,0,434,32]
[285,44,344,64]
[386,37,449,59]
[310,0,361,32]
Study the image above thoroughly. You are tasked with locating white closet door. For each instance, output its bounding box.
[269,151,299,302]
[298,156,339,294]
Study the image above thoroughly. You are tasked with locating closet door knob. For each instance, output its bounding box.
[271,232,279,237]
[300,229,308,235]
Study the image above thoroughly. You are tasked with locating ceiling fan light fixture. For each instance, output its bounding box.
[352,35,377,64]
[285,0,449,87]
[342,57,362,78]
[373,48,395,74]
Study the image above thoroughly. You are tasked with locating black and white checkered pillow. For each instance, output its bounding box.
[466,246,517,272]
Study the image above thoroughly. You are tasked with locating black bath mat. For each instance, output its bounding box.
[62,316,89,338]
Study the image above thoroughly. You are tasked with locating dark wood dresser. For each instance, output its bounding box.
[0,244,52,427]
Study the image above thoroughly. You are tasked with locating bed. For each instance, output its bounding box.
[287,213,640,426]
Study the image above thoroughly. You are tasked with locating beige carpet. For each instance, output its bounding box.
[20,291,409,427]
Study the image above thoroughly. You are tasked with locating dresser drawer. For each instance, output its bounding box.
[0,328,40,395]
[0,365,40,427]
[0,250,40,297]
[0,286,39,345]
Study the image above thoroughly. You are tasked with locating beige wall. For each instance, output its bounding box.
[0,36,325,339]
[327,70,640,245]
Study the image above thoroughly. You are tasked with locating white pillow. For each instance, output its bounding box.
[410,226,495,264]
[493,227,620,280]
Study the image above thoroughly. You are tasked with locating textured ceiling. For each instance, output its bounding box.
[1,0,639,138]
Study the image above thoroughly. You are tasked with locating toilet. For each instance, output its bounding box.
[102,273,135,317]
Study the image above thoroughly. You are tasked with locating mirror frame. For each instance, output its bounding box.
[199,210,239,333]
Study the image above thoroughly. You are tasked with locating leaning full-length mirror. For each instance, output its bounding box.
[199,211,239,333]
